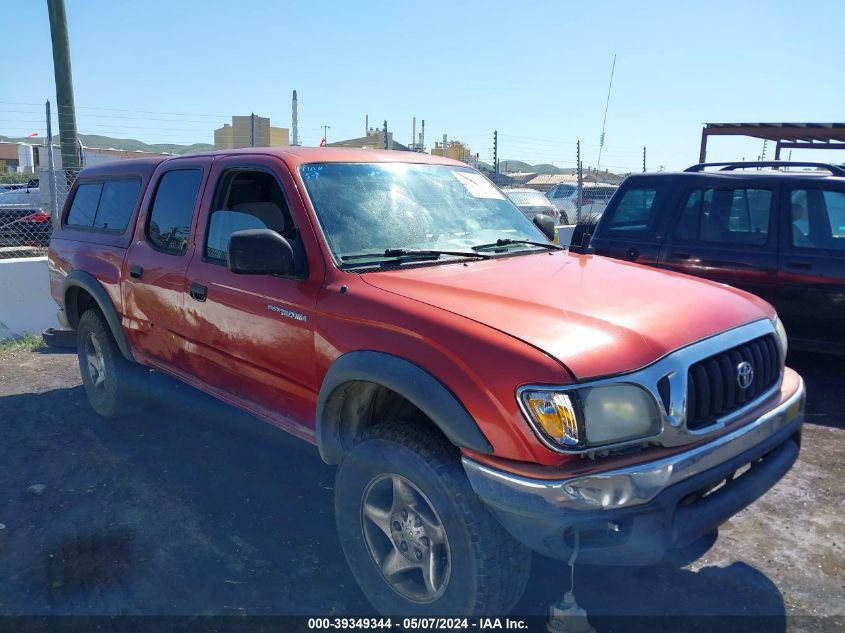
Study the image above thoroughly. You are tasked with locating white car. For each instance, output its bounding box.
[546,182,618,221]
[503,188,563,223]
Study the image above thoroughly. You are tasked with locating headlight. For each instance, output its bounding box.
[520,384,661,451]
[773,315,788,360]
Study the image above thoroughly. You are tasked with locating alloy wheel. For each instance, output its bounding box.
[360,473,451,603]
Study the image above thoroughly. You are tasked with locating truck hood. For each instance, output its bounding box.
[361,251,774,380]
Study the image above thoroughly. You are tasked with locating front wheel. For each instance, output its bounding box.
[334,422,531,616]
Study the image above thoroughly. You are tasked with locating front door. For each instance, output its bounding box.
[182,156,324,436]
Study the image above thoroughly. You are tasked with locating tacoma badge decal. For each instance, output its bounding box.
[267,304,307,322]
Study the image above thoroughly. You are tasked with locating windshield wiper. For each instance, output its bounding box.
[341,248,492,262]
[472,238,563,252]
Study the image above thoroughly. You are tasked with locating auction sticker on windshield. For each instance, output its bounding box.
[451,170,505,199]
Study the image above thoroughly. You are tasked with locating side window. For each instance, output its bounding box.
[147,170,203,254]
[789,188,845,251]
[93,179,142,232]
[822,191,845,240]
[205,169,294,263]
[66,183,103,228]
[603,187,658,233]
[678,188,771,246]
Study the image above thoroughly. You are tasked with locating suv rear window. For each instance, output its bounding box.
[602,187,658,233]
[789,188,845,251]
[65,178,142,232]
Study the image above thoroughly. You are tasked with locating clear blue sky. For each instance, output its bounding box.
[3,0,844,172]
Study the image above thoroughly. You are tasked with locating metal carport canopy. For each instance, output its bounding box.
[699,122,845,162]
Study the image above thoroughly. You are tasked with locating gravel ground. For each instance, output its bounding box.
[0,345,842,632]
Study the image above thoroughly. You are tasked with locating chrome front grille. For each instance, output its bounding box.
[686,334,780,430]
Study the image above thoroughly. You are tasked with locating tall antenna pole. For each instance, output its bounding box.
[291,90,299,146]
[250,112,255,148]
[383,120,388,149]
[596,54,616,174]
[642,146,647,173]
[493,130,498,184]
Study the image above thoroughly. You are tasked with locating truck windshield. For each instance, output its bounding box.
[300,162,547,266]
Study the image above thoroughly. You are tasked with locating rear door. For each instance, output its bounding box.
[658,183,779,306]
[591,178,676,265]
[122,158,212,371]
[776,181,845,349]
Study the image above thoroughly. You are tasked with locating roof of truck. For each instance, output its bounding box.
[75,156,168,180]
[165,146,468,168]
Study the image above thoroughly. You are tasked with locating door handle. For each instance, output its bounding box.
[189,282,208,302]
[129,264,143,279]
[787,261,812,270]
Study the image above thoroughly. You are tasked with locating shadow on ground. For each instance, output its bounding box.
[7,355,838,628]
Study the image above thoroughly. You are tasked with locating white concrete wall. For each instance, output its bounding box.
[555,224,575,247]
[0,257,60,340]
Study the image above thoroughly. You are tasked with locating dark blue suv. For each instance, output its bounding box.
[585,161,845,354]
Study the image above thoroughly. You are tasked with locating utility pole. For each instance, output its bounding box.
[250,112,256,148]
[383,120,388,149]
[493,130,498,184]
[47,0,80,172]
[321,124,331,146]
[642,146,647,173]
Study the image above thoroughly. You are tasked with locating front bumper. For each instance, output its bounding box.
[463,372,805,564]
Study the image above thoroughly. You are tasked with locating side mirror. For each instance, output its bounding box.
[533,214,556,242]
[228,229,295,276]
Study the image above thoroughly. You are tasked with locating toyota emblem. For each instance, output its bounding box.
[736,361,754,390]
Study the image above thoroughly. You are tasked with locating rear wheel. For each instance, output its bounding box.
[77,309,146,419]
[334,421,531,616]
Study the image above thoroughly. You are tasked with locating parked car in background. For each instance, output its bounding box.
[0,179,40,206]
[503,187,563,223]
[546,182,617,221]
[0,208,52,247]
[588,161,845,354]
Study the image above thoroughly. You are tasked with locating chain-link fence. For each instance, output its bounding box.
[0,168,77,260]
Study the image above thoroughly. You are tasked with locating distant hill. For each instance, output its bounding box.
[497,161,575,175]
[0,133,213,155]
[498,160,535,173]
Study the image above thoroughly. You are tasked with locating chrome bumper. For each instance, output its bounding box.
[464,374,804,513]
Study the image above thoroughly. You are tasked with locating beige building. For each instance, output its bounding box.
[214,115,290,150]
[431,140,471,163]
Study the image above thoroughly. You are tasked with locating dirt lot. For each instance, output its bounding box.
[0,345,842,631]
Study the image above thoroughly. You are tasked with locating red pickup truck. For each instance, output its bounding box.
[49,148,804,616]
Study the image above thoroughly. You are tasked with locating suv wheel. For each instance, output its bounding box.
[77,309,145,419]
[334,421,531,616]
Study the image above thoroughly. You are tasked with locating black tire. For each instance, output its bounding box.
[76,309,146,419]
[334,421,531,616]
